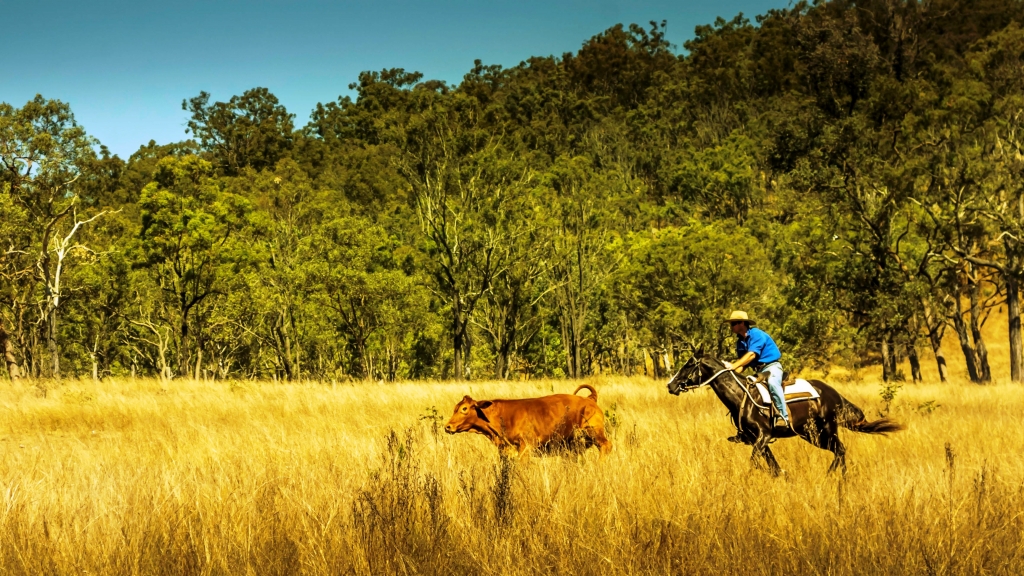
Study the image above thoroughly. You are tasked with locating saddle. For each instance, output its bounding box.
[729,373,819,442]
[748,373,820,405]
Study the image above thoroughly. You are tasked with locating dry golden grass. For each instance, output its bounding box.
[0,371,1022,575]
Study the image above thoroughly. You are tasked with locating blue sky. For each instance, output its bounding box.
[2,0,789,157]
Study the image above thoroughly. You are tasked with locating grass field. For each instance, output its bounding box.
[1,370,1022,575]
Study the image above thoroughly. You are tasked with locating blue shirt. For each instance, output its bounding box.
[736,327,782,367]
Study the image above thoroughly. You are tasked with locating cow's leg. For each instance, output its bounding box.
[580,407,613,458]
[497,440,516,459]
[517,440,533,462]
[589,427,612,458]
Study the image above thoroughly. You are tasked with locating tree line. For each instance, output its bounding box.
[2,0,1023,383]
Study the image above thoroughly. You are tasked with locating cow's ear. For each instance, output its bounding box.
[474,401,492,422]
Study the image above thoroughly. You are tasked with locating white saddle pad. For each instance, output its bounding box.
[754,379,820,405]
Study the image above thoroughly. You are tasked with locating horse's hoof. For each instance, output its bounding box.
[727,435,744,444]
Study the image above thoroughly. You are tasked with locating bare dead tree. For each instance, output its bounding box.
[129,315,173,382]
[35,204,111,378]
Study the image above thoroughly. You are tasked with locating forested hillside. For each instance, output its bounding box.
[3,0,1023,383]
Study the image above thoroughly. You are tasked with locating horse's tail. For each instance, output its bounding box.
[838,398,905,435]
[845,418,905,434]
[573,384,598,402]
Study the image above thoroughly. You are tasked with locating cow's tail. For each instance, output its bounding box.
[573,384,598,402]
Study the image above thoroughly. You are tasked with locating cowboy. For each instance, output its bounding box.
[721,311,790,431]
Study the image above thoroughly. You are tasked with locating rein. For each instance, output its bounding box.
[683,367,734,389]
[676,361,757,438]
[673,355,808,441]
[679,360,771,410]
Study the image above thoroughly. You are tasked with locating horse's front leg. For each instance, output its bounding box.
[747,415,775,470]
[746,415,781,476]
[749,432,769,470]
[762,446,783,477]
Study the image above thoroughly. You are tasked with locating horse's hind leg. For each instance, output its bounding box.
[821,422,847,475]
[830,439,848,476]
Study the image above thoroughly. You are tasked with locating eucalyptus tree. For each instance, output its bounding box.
[184,88,295,176]
[956,25,1024,382]
[768,8,953,381]
[50,208,137,379]
[0,96,104,377]
[305,213,427,380]
[474,190,553,380]
[542,154,624,378]
[613,220,772,373]
[136,155,251,377]
[388,86,531,380]
[9,2,1024,383]
[221,160,322,380]
[0,184,27,380]
[913,30,1024,384]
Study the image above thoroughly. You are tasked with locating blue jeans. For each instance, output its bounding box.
[761,363,788,422]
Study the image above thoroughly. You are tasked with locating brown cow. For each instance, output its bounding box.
[444,384,612,458]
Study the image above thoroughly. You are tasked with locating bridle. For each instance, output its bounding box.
[669,354,805,440]
[670,357,737,393]
[670,355,768,440]
[669,356,770,409]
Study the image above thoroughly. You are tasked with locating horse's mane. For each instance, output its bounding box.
[698,354,727,370]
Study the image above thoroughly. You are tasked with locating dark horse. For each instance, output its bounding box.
[667,346,904,476]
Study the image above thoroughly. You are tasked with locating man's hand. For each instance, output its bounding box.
[729,352,756,372]
[722,360,734,370]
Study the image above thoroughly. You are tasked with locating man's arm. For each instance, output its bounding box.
[723,352,757,372]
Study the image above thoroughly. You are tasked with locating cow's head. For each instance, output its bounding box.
[667,344,706,395]
[444,395,493,434]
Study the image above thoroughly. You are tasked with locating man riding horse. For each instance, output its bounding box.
[667,312,905,476]
[721,311,789,436]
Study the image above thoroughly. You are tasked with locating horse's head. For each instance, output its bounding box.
[667,344,707,395]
